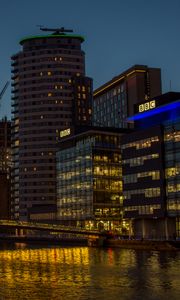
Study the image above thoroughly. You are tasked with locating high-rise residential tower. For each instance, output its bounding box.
[11,27,90,221]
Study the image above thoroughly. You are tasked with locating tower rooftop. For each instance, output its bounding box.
[20,33,85,45]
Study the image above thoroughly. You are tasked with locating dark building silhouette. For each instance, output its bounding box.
[0,118,11,219]
[0,173,10,219]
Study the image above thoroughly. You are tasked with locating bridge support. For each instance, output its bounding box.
[88,236,106,247]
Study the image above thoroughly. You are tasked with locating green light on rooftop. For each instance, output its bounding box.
[20,34,85,45]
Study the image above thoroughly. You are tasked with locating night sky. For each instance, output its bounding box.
[0,0,179,119]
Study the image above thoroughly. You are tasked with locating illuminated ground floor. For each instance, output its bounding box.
[56,218,130,234]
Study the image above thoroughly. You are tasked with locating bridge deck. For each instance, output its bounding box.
[0,220,102,236]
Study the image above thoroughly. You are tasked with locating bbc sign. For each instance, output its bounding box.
[138,100,156,113]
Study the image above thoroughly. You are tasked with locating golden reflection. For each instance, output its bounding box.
[0,247,89,265]
[0,247,90,298]
[0,246,180,300]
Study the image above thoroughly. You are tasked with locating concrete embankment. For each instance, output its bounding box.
[104,239,180,251]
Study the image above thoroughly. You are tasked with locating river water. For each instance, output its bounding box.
[0,242,179,300]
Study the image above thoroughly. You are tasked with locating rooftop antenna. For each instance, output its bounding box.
[169,80,172,91]
[38,26,73,35]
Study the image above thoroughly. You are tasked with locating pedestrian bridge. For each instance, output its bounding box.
[0,220,102,237]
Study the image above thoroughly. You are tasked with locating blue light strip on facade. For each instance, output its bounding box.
[127,100,180,121]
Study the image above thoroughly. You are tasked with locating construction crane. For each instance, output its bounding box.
[0,81,9,101]
[38,26,73,35]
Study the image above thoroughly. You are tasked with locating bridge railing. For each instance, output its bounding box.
[0,220,101,235]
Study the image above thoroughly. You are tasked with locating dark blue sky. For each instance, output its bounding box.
[0,0,179,119]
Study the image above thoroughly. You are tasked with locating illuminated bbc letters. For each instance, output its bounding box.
[138,100,156,113]
[60,128,71,138]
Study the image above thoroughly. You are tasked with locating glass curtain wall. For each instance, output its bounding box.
[56,132,125,231]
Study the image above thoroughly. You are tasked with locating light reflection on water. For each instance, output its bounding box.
[0,242,179,300]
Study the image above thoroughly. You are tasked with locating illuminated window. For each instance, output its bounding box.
[122,136,159,150]
[15,140,19,146]
[48,93,52,97]
[15,118,19,125]
[122,153,159,166]
[166,167,179,178]
[47,71,52,76]
[164,130,180,142]
[124,187,161,199]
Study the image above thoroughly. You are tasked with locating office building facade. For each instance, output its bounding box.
[122,92,180,239]
[93,65,161,128]
[11,29,91,221]
[56,127,129,232]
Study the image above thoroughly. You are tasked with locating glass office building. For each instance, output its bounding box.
[56,128,129,232]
